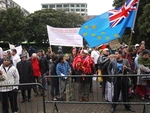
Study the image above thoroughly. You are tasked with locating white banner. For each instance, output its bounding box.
[47,25,83,47]
[15,45,23,55]
[5,45,22,55]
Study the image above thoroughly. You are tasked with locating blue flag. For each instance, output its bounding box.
[79,0,139,48]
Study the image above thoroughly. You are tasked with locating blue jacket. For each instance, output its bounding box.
[56,61,71,77]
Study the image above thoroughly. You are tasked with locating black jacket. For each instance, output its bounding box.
[39,56,49,75]
[50,62,59,86]
[17,60,33,90]
[97,54,109,69]
[107,59,131,83]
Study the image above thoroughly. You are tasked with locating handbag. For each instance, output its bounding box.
[98,69,103,82]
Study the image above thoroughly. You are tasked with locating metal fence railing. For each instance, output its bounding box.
[1,75,150,113]
[44,74,150,113]
[0,83,46,113]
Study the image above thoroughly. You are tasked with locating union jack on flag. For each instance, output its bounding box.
[109,0,138,28]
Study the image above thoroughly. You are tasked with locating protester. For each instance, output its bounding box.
[29,53,42,96]
[28,46,36,57]
[97,48,110,95]
[50,54,59,101]
[56,55,71,99]
[72,50,94,101]
[136,50,150,100]
[11,49,21,67]
[108,50,135,113]
[69,47,78,82]
[0,56,19,113]
[91,46,100,74]
[38,50,49,91]
[46,47,52,60]
[135,44,139,51]
[17,53,33,103]
[22,47,29,58]
[57,46,63,55]
[105,54,116,102]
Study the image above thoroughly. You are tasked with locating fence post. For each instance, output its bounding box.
[143,104,148,113]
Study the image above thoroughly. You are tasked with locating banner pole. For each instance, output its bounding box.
[50,44,53,53]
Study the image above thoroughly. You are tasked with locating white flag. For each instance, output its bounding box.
[15,45,23,55]
[47,25,83,47]
[9,43,15,49]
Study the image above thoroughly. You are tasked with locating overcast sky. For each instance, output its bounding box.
[13,0,114,15]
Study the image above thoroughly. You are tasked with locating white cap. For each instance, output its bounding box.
[83,50,88,54]
[103,48,109,51]
[123,44,128,48]
[135,44,139,48]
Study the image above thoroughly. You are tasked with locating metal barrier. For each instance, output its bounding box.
[44,74,150,113]
[1,75,149,113]
[0,83,46,113]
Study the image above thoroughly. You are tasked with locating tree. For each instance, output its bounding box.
[113,0,125,7]
[25,9,85,43]
[0,8,26,44]
[138,4,150,41]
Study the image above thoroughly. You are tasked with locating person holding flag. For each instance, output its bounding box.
[108,50,135,113]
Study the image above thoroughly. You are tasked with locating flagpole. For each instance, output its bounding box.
[128,0,140,47]
[123,0,140,74]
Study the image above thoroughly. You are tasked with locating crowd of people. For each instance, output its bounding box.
[0,40,150,113]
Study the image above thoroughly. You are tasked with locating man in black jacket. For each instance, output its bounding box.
[17,54,33,102]
[38,50,49,91]
[50,55,59,101]
[97,48,110,96]
[108,50,135,113]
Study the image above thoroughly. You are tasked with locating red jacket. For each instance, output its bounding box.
[31,58,41,76]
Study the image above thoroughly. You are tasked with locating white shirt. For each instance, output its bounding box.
[12,54,21,67]
[91,50,100,64]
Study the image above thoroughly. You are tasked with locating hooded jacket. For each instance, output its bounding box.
[0,64,19,92]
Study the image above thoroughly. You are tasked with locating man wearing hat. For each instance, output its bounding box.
[72,50,94,101]
[97,48,110,96]
[0,56,19,113]
[135,44,139,50]
[17,54,33,103]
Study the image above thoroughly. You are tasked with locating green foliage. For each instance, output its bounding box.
[25,9,85,43]
[0,8,26,44]
[138,4,150,39]
[25,9,61,43]
[113,0,125,8]
[0,8,85,45]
